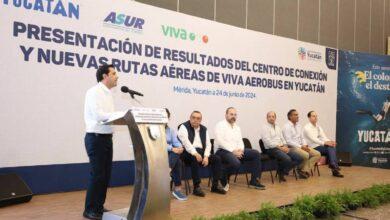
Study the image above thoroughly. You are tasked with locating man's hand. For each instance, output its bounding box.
[233,149,243,159]
[202,157,209,167]
[301,145,310,152]
[279,145,289,153]
[193,152,203,162]
[325,141,337,147]
[172,147,184,154]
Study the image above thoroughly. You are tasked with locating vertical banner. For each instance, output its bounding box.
[337,50,390,169]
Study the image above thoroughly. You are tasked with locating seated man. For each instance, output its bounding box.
[303,111,344,178]
[178,111,226,196]
[214,107,265,190]
[283,109,321,178]
[165,109,187,201]
[262,111,304,181]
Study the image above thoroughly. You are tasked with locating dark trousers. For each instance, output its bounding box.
[181,148,222,188]
[314,145,339,169]
[84,133,113,213]
[216,148,262,185]
[266,148,303,175]
[168,151,182,187]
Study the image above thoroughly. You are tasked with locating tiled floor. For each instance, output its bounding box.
[0,166,389,220]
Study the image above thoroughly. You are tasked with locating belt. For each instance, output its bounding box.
[87,133,113,137]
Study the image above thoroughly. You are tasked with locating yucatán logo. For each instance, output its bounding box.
[1,0,79,19]
[307,51,322,61]
[298,47,306,60]
[325,48,337,70]
[104,12,145,33]
[298,47,322,62]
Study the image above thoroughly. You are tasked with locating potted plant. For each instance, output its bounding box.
[293,195,315,219]
[313,193,342,218]
[334,190,361,210]
[256,202,283,220]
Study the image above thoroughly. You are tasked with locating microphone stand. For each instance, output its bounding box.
[128,93,145,107]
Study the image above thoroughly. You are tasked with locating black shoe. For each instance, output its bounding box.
[297,170,308,179]
[332,170,344,178]
[279,175,287,182]
[83,211,102,220]
[329,164,341,171]
[249,179,266,190]
[278,172,287,182]
[102,207,111,213]
[193,186,206,197]
[211,185,227,195]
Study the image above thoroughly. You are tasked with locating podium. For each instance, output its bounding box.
[102,108,171,220]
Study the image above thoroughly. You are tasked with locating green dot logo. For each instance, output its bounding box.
[189,33,196,41]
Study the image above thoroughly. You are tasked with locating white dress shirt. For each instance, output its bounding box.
[303,123,330,148]
[261,123,286,149]
[214,120,244,152]
[178,125,212,157]
[84,82,116,134]
[282,121,307,148]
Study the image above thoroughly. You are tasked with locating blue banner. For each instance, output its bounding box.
[337,50,390,169]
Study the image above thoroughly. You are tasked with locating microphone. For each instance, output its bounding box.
[121,86,144,98]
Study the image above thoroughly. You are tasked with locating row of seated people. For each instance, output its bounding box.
[165,107,344,201]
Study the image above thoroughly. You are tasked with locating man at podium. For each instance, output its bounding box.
[83,64,119,220]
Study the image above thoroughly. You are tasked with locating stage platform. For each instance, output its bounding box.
[0,166,389,220]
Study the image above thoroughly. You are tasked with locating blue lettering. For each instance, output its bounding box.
[116,14,125,25]
[4,0,79,19]
[23,0,32,9]
[33,0,44,12]
[104,12,116,23]
[68,2,79,19]
[52,0,66,17]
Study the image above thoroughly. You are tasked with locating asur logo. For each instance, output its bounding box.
[104,12,145,32]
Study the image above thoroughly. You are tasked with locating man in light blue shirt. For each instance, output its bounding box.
[283,109,321,177]
[165,108,187,201]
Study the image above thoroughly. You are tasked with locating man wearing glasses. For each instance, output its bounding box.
[178,111,226,196]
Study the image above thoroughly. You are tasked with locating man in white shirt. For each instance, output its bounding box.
[303,111,344,177]
[178,111,226,196]
[282,109,321,178]
[214,107,265,190]
[262,111,304,182]
[83,64,119,220]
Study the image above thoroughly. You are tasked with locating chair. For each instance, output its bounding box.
[311,155,326,177]
[207,139,215,187]
[258,139,276,184]
[311,162,321,176]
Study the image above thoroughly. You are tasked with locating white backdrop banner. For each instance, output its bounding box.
[0,0,338,168]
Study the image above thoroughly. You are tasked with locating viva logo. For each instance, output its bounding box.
[161,25,209,43]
